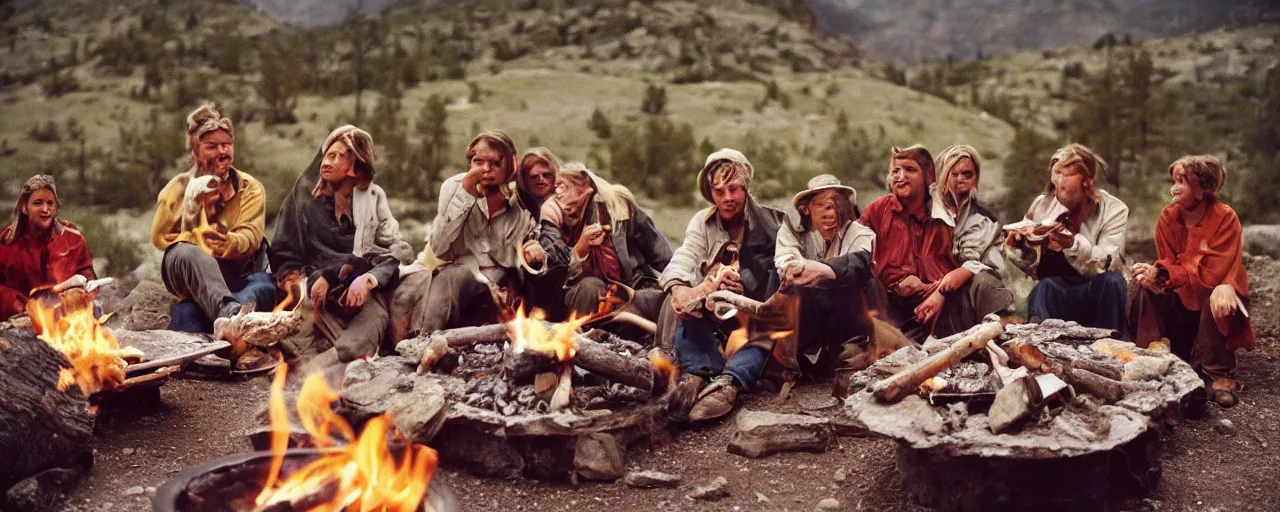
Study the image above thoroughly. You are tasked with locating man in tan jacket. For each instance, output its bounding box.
[151,104,275,339]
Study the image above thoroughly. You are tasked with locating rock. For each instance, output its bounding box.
[687,476,729,501]
[756,492,771,503]
[5,467,83,511]
[121,448,135,456]
[1216,419,1237,436]
[122,486,145,496]
[728,409,834,458]
[624,470,681,489]
[815,498,841,510]
[110,280,178,331]
[574,433,625,481]
[1123,356,1173,381]
[833,468,847,483]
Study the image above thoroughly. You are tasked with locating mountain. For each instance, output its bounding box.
[809,0,1280,62]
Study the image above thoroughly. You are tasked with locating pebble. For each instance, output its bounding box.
[1215,419,1237,436]
[121,448,135,456]
[756,492,770,503]
[122,486,144,496]
[624,470,681,489]
[816,498,841,511]
[834,468,847,483]
[687,476,729,501]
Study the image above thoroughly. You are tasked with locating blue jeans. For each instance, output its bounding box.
[1027,272,1127,333]
[674,317,769,390]
[168,271,276,333]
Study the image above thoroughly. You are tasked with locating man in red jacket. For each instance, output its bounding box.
[859,145,1012,342]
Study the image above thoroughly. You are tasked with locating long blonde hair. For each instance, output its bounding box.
[932,144,982,216]
[559,162,635,222]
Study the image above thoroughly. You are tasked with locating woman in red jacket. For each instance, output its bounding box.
[0,174,96,319]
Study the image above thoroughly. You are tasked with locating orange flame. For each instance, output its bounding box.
[650,349,679,390]
[256,363,438,511]
[27,291,142,397]
[723,326,749,358]
[507,305,589,362]
[274,273,306,313]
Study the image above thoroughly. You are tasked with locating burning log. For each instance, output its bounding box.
[870,319,1005,403]
[503,336,656,393]
[0,327,96,498]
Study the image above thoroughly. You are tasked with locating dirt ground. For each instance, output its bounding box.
[58,257,1280,512]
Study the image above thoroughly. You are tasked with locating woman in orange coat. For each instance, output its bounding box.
[0,174,96,319]
[1131,155,1254,408]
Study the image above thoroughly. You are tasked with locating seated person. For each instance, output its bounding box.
[0,175,96,319]
[775,174,877,378]
[860,145,1011,343]
[270,126,411,363]
[538,162,672,321]
[930,144,1014,320]
[151,104,275,335]
[1006,143,1128,333]
[662,148,786,422]
[392,131,545,335]
[1130,155,1254,407]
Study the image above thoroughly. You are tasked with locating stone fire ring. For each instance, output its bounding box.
[844,326,1206,511]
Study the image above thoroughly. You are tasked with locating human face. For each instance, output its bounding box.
[469,141,508,188]
[1169,165,1202,209]
[526,163,556,200]
[193,129,234,178]
[1051,162,1093,211]
[22,188,57,233]
[888,157,925,202]
[554,177,593,219]
[807,191,842,234]
[320,140,356,185]
[947,158,977,202]
[712,175,747,222]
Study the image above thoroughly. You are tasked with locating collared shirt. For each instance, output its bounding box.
[0,223,96,319]
[1010,190,1129,279]
[859,193,956,289]
[429,173,536,270]
[933,197,1005,275]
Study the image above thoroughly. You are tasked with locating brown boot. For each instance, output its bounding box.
[1211,377,1239,408]
[689,375,739,422]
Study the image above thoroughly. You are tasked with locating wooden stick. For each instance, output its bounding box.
[125,340,231,375]
[870,321,1005,403]
[504,336,656,393]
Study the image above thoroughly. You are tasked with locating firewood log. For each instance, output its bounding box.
[503,337,655,393]
[0,328,96,492]
[870,320,1005,403]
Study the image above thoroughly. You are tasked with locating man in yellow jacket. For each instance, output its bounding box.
[151,104,275,335]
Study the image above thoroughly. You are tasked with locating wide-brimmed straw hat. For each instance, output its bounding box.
[792,174,856,210]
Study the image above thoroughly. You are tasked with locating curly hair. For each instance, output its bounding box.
[1169,154,1227,202]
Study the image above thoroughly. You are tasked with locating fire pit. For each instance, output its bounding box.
[843,319,1205,511]
[153,448,457,512]
[339,316,692,482]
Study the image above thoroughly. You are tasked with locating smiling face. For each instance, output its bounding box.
[947,157,978,202]
[1169,164,1203,208]
[192,129,234,178]
[320,140,357,185]
[22,188,58,233]
[469,141,508,188]
[888,157,926,202]
[1051,161,1093,211]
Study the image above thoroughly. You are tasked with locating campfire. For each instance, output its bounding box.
[842,317,1205,510]
[334,304,694,481]
[254,363,440,511]
[27,290,143,397]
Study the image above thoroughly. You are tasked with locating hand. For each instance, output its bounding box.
[787,260,836,287]
[1004,230,1024,247]
[200,229,229,256]
[914,291,946,325]
[1131,263,1159,291]
[896,275,926,297]
[1210,284,1248,321]
[1046,228,1075,253]
[310,276,330,309]
[670,285,703,317]
[937,267,973,294]
[573,224,607,257]
[341,274,377,308]
[714,267,744,294]
[523,240,547,265]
